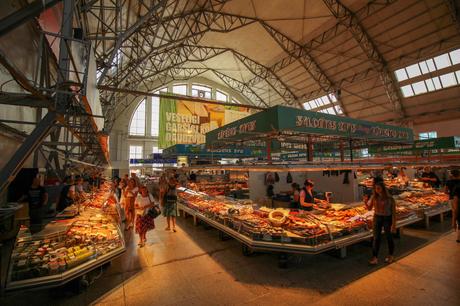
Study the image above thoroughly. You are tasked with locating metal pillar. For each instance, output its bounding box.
[0,0,63,37]
[0,112,57,195]
[0,0,74,195]
[307,136,313,162]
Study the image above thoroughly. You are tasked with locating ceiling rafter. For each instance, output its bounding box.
[109,7,255,88]
[115,42,296,106]
[96,0,169,85]
[260,21,348,114]
[322,0,405,119]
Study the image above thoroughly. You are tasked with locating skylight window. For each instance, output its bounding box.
[394,48,460,82]
[303,94,341,115]
[399,70,460,98]
[440,72,457,88]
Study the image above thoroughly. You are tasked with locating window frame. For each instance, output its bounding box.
[129,99,146,136]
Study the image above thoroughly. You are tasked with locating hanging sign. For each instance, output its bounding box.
[158,96,253,148]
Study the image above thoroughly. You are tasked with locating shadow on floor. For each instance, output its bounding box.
[0,214,452,306]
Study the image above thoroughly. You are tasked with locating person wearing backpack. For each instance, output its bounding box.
[163,177,178,232]
[134,185,157,247]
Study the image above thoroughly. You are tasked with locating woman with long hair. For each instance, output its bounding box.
[135,185,156,247]
[124,178,138,230]
[365,181,397,265]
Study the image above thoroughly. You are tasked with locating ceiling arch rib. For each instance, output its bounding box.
[96,0,169,85]
[322,0,405,119]
[116,11,256,87]
[242,0,395,107]
[124,43,296,106]
[260,21,348,115]
[153,67,267,107]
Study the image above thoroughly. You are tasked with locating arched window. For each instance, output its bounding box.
[216,90,228,102]
[129,99,146,136]
[151,88,167,136]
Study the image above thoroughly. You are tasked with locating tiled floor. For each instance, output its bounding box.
[1,215,459,306]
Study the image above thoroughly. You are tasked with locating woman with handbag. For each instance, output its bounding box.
[134,185,157,247]
[163,177,178,232]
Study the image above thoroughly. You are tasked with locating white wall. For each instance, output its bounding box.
[248,170,360,204]
[414,118,460,138]
[248,171,308,202]
[306,171,359,203]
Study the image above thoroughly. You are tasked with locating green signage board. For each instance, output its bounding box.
[206,105,413,145]
[368,136,460,154]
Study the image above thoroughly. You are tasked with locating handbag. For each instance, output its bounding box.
[147,206,161,219]
[146,195,161,218]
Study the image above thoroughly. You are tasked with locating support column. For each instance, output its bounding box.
[307,135,313,162]
[266,139,271,162]
[339,140,344,162]
[0,112,58,194]
[349,139,353,162]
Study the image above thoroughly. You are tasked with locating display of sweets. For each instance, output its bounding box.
[10,214,122,282]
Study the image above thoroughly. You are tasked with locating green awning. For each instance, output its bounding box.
[206,105,413,146]
[368,136,460,154]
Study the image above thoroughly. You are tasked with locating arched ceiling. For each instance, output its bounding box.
[80,0,460,128]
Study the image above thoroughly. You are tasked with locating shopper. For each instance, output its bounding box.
[453,186,460,243]
[124,178,139,230]
[365,181,396,265]
[57,176,74,212]
[134,185,157,247]
[445,169,460,201]
[112,177,122,200]
[131,172,141,188]
[189,171,197,182]
[25,177,48,233]
[420,166,440,188]
[163,177,178,232]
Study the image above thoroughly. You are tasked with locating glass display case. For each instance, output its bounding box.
[5,191,125,291]
[176,187,435,254]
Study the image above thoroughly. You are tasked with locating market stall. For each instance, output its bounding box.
[3,183,125,291]
[175,186,445,266]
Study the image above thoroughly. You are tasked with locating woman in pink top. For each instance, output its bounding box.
[365,181,396,265]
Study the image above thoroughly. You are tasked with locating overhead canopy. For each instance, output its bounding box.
[369,136,460,155]
[206,105,414,148]
[162,144,263,158]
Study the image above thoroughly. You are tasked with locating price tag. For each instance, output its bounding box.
[281,236,291,243]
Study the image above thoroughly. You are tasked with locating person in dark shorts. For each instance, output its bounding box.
[365,181,397,265]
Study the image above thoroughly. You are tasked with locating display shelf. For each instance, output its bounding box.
[177,202,422,257]
[4,187,126,291]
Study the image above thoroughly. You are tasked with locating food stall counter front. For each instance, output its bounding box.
[176,188,432,259]
[5,186,126,291]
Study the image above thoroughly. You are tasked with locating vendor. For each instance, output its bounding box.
[397,167,409,185]
[420,166,440,188]
[57,176,74,212]
[70,176,86,201]
[282,183,300,208]
[25,177,48,233]
[299,179,329,210]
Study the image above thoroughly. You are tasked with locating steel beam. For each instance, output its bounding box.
[97,0,168,85]
[0,93,51,108]
[0,0,62,37]
[0,112,58,195]
[323,0,405,118]
[97,84,266,110]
